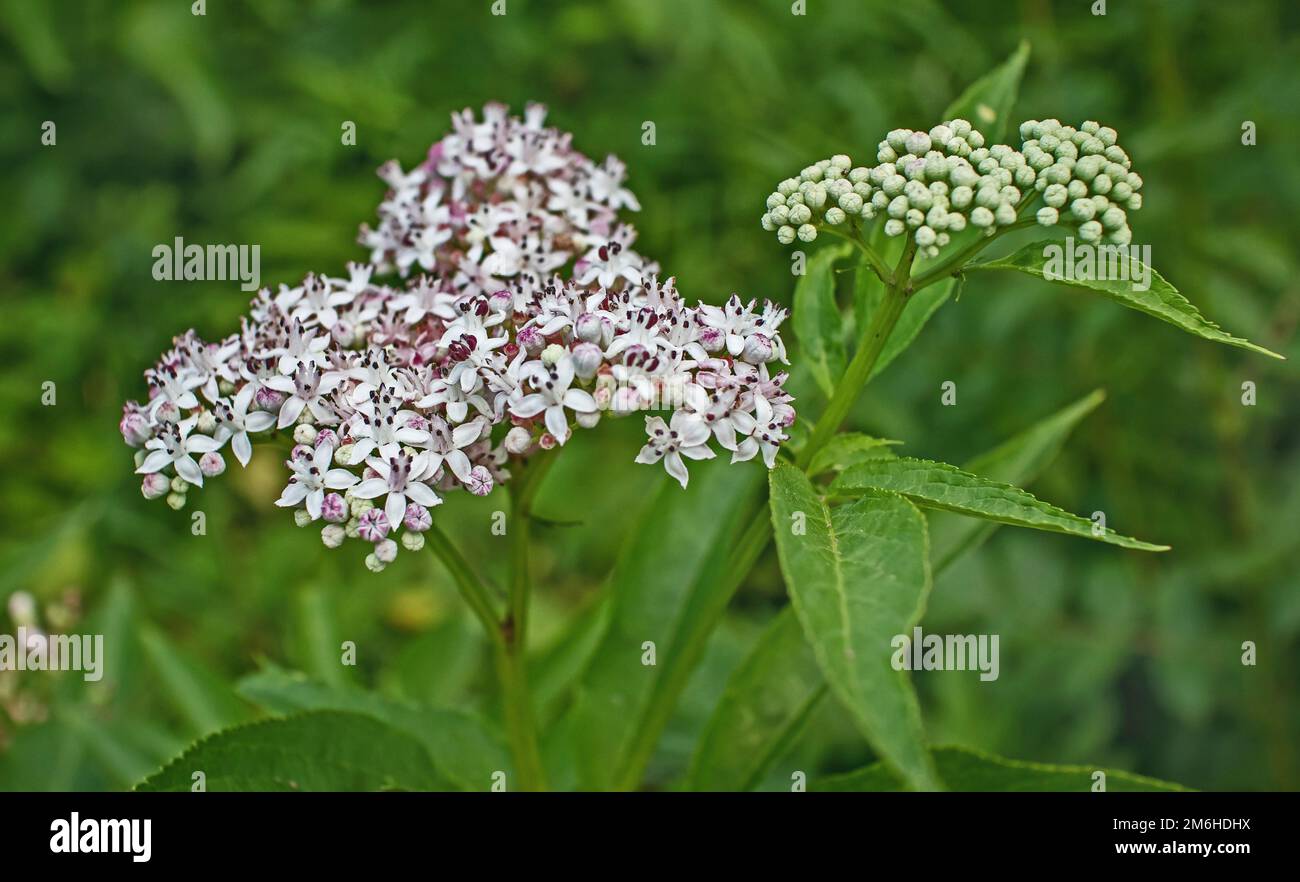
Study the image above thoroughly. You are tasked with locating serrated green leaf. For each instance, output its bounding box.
[969,240,1283,359]
[136,711,445,792]
[941,40,1030,143]
[832,456,1168,551]
[768,462,940,791]
[793,242,852,397]
[686,607,825,791]
[236,667,509,791]
[931,389,1107,571]
[815,745,1189,792]
[806,432,902,476]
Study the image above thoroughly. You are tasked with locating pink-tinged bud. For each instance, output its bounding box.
[155,400,181,424]
[538,432,558,450]
[572,342,603,380]
[290,444,314,462]
[504,426,532,455]
[199,451,226,478]
[322,492,348,523]
[375,539,399,564]
[331,321,356,348]
[575,313,604,344]
[612,386,642,412]
[256,386,285,410]
[742,333,775,364]
[467,465,494,496]
[141,473,170,500]
[321,524,345,548]
[516,324,545,355]
[698,326,726,352]
[120,408,151,447]
[488,289,513,313]
[576,410,601,429]
[403,503,433,533]
[357,508,391,543]
[315,428,339,449]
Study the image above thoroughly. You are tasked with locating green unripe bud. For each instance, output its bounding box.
[770,205,790,225]
[970,206,994,228]
[776,225,796,245]
[1036,206,1059,226]
[778,178,799,196]
[1044,183,1068,208]
[824,207,846,225]
[830,154,851,170]
[839,193,864,214]
[994,203,1017,226]
[766,192,785,210]
[849,167,871,183]
[905,208,924,228]
[1092,174,1112,195]
[915,225,937,247]
[1100,206,1127,230]
[796,224,817,242]
[166,492,186,510]
[1070,199,1096,222]
[1078,220,1103,243]
[884,218,905,237]
[788,203,812,225]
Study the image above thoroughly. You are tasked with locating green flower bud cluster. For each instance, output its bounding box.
[761,117,1144,257]
[1019,119,1142,245]
[760,119,1034,258]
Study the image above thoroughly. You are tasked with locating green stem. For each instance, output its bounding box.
[613,239,920,790]
[425,523,503,648]
[498,454,552,791]
[425,453,556,791]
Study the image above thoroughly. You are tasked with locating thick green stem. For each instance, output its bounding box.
[497,454,553,791]
[613,240,919,790]
[425,454,555,791]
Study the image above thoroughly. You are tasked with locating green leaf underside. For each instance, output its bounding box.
[686,607,823,791]
[135,711,444,792]
[769,463,940,791]
[806,432,902,476]
[815,745,1189,792]
[931,389,1107,571]
[832,457,1168,551]
[236,667,509,791]
[970,240,1283,359]
[941,40,1031,144]
[567,458,763,790]
[794,242,854,398]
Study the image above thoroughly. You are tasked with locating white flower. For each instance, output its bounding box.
[265,364,344,429]
[135,420,222,486]
[635,412,715,488]
[353,451,443,528]
[509,355,597,444]
[213,385,276,467]
[420,415,487,485]
[275,443,359,520]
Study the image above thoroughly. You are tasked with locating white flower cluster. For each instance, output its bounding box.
[761,117,1142,255]
[122,104,796,571]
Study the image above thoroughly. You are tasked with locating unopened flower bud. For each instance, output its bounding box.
[504,426,533,455]
[742,333,776,364]
[294,509,313,527]
[322,492,347,523]
[196,410,217,435]
[171,475,189,494]
[572,342,603,379]
[199,451,225,478]
[335,443,355,466]
[358,508,390,542]
[364,553,385,573]
[375,539,398,564]
[401,531,425,552]
[467,465,494,496]
[321,524,345,548]
[166,492,186,510]
[293,424,318,446]
[141,473,170,500]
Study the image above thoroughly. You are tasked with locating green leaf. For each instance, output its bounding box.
[816,745,1189,792]
[941,40,1030,143]
[138,624,251,736]
[931,389,1107,571]
[136,711,444,792]
[236,667,509,791]
[686,607,825,791]
[832,457,1168,551]
[566,458,763,789]
[969,240,1283,359]
[806,432,901,476]
[768,462,940,791]
[793,242,853,397]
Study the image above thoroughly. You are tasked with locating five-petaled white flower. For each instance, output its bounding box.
[635,412,715,489]
[510,355,597,444]
[275,443,358,520]
[136,420,223,487]
[213,385,277,467]
[354,451,443,528]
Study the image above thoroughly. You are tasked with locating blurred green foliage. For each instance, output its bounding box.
[1,0,1297,790]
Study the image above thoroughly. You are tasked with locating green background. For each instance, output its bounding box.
[1,0,1297,790]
